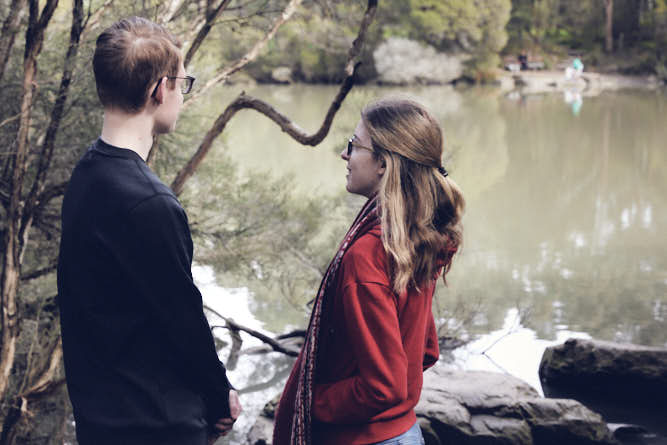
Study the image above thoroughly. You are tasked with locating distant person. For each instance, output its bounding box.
[518,51,528,70]
[57,17,241,445]
[273,98,465,444]
[565,56,584,80]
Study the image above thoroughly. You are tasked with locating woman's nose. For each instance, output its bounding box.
[340,147,349,160]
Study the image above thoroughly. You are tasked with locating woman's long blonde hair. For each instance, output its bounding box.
[362,98,465,294]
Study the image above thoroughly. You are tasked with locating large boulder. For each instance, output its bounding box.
[248,367,617,445]
[373,37,467,85]
[271,66,292,84]
[417,366,617,445]
[539,338,667,405]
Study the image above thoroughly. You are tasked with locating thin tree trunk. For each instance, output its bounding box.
[0,0,28,83]
[0,0,59,403]
[605,0,614,52]
[22,0,84,235]
[183,0,233,68]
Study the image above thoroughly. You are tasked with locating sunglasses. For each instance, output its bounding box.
[347,137,374,157]
[151,75,196,97]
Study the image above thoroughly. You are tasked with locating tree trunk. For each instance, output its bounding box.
[0,0,59,404]
[0,57,36,401]
[605,0,614,52]
[0,0,27,83]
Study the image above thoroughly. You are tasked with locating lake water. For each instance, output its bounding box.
[183,84,667,444]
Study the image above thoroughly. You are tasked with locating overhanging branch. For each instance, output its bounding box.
[170,0,378,196]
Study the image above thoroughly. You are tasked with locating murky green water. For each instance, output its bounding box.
[184,84,666,443]
[193,83,666,346]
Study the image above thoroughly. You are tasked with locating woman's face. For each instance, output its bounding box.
[341,119,385,198]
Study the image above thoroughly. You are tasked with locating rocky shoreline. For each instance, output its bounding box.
[235,37,664,97]
[246,339,667,445]
[496,70,662,95]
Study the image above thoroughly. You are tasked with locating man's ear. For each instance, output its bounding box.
[151,77,166,105]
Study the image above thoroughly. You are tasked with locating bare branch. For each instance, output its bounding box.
[22,339,64,398]
[20,261,57,281]
[35,181,67,210]
[183,0,303,109]
[171,68,356,195]
[171,0,378,195]
[0,112,21,131]
[161,0,186,24]
[183,0,233,68]
[80,0,114,42]
[205,305,299,357]
[0,0,27,83]
[21,0,84,243]
[1,0,59,402]
[276,329,306,340]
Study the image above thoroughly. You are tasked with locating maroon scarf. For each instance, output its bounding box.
[273,197,379,445]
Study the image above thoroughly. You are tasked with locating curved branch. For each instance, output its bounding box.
[171,0,378,195]
[182,0,303,109]
[205,306,299,357]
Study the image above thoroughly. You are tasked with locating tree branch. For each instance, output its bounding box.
[0,0,28,83]
[20,261,57,281]
[183,0,233,68]
[79,0,114,42]
[1,0,59,402]
[205,305,299,357]
[182,0,304,109]
[21,0,84,243]
[0,112,21,131]
[171,0,378,196]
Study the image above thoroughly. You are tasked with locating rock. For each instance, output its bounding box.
[247,393,280,445]
[271,67,292,84]
[608,423,648,442]
[373,37,467,85]
[417,366,617,445]
[247,415,275,445]
[539,338,667,405]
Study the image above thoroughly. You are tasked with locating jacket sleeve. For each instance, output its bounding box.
[125,194,232,422]
[423,314,439,370]
[312,281,408,424]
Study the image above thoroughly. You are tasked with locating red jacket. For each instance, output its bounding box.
[311,223,440,444]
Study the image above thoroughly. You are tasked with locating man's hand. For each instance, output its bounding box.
[228,389,242,420]
[208,390,242,444]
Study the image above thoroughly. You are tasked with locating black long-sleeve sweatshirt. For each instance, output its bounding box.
[57,138,231,445]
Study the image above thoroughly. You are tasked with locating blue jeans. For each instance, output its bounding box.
[370,421,425,445]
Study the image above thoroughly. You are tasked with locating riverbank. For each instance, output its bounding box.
[230,68,663,97]
[495,69,662,95]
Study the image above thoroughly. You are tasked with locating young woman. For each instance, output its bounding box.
[273,98,465,445]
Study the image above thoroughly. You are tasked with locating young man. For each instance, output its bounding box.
[57,17,240,445]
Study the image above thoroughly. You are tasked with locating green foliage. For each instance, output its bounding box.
[505,0,667,75]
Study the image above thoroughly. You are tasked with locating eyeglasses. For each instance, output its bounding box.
[347,136,373,157]
[151,75,196,97]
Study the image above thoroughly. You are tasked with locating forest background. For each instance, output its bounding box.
[0,0,666,443]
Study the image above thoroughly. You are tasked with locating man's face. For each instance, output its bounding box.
[153,62,186,135]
